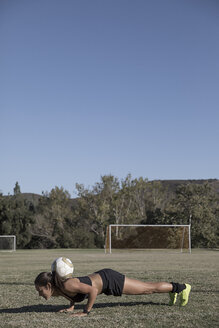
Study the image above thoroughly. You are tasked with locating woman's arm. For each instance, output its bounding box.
[63,279,99,317]
[79,285,98,316]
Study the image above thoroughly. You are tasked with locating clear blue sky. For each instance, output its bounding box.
[0,0,219,196]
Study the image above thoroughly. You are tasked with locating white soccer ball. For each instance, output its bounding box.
[51,257,74,280]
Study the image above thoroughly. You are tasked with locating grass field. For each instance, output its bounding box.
[0,249,218,328]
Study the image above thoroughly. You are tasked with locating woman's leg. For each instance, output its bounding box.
[122,277,173,295]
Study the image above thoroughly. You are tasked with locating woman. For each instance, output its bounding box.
[35,268,191,317]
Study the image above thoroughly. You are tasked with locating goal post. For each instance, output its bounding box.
[0,235,16,252]
[105,224,191,254]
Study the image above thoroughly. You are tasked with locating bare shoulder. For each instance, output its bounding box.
[62,278,80,291]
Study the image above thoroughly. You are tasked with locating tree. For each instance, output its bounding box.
[13,182,21,195]
[33,186,72,248]
[0,194,35,248]
[165,183,219,247]
[75,175,119,245]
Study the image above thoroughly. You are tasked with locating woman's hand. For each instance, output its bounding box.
[58,307,74,313]
[58,303,75,313]
[70,311,88,317]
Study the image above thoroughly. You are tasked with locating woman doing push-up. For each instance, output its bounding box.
[35,267,191,317]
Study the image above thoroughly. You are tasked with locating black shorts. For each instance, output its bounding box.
[95,268,125,296]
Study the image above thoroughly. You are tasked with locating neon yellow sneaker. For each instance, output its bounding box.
[180,284,191,306]
[169,292,177,306]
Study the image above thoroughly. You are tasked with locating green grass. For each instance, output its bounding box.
[0,249,218,328]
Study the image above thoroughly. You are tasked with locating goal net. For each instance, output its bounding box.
[0,235,16,252]
[105,225,191,253]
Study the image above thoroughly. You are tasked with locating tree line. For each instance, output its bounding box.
[0,175,218,249]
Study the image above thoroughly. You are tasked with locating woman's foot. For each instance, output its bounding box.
[180,284,191,306]
[169,292,177,306]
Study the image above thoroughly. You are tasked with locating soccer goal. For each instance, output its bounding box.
[105,224,191,254]
[0,235,16,252]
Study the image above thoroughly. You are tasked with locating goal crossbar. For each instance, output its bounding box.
[105,224,191,254]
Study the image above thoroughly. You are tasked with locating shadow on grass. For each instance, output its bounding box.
[0,301,168,314]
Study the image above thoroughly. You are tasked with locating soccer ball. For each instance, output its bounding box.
[51,257,74,280]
